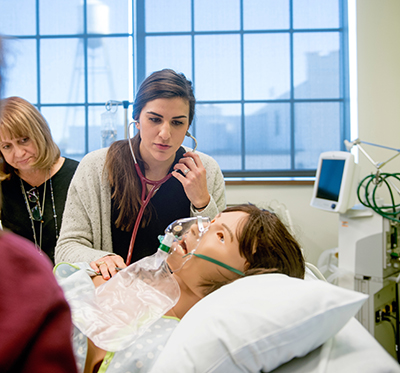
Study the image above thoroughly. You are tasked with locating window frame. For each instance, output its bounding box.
[135,0,350,178]
[1,0,350,179]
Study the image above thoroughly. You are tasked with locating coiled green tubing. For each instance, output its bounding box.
[357,172,400,223]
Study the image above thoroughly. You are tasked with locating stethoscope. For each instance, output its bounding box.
[125,120,198,265]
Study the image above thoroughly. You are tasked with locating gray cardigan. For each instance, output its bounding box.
[55,147,226,264]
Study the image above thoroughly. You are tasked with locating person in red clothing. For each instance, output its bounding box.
[0,231,78,373]
[0,37,78,373]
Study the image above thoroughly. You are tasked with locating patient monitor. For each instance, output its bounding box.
[310,151,358,214]
[311,143,400,360]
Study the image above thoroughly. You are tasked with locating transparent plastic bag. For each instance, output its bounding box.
[56,217,212,351]
[57,249,180,351]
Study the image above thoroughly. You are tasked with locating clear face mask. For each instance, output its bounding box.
[163,216,210,273]
[163,216,245,277]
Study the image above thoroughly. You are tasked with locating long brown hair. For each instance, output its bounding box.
[105,69,196,231]
[200,203,305,295]
[0,96,60,181]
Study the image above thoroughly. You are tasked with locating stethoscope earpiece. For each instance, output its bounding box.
[186,131,198,152]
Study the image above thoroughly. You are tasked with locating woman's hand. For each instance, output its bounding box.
[89,255,126,280]
[172,151,210,210]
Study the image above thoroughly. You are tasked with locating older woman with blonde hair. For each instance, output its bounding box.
[0,96,79,262]
[0,40,78,373]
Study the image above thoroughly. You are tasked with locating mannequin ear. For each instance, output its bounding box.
[243,261,251,272]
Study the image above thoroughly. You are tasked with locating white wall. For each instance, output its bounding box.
[356,0,400,178]
[226,0,400,266]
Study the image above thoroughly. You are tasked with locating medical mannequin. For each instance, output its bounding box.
[58,204,305,373]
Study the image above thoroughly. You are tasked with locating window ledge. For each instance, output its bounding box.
[225,177,315,186]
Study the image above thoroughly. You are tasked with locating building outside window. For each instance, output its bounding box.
[0,0,349,178]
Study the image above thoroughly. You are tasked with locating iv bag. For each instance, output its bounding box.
[101,108,117,148]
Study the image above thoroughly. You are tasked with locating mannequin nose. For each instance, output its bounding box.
[189,223,200,238]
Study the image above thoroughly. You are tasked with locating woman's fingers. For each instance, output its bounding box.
[90,255,127,280]
[172,151,210,208]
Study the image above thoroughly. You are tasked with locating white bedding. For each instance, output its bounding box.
[150,274,370,373]
[271,317,400,373]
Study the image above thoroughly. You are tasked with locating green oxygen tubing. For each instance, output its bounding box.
[357,172,400,223]
[182,252,245,276]
[345,138,400,223]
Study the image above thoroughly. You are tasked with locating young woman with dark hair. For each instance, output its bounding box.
[55,69,226,279]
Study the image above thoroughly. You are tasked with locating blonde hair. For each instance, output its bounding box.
[0,96,60,180]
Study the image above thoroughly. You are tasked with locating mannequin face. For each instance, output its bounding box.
[171,211,248,298]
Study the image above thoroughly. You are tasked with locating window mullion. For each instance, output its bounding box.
[289,0,295,171]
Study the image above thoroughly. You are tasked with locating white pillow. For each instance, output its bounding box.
[150,273,368,373]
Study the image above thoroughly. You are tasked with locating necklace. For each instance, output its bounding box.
[49,177,59,240]
[19,170,58,252]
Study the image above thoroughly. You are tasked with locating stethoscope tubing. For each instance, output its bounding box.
[125,121,197,265]
[126,163,171,265]
[126,123,172,265]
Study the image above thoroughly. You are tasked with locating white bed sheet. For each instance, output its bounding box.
[271,317,400,373]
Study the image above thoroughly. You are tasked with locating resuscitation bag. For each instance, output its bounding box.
[55,250,180,352]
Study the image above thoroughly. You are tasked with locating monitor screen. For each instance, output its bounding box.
[316,159,345,202]
[310,151,357,214]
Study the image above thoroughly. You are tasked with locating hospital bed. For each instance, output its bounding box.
[270,267,400,372]
[150,265,400,373]
[58,259,400,372]
[272,317,399,373]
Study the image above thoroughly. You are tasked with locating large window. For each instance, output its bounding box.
[0,0,349,177]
